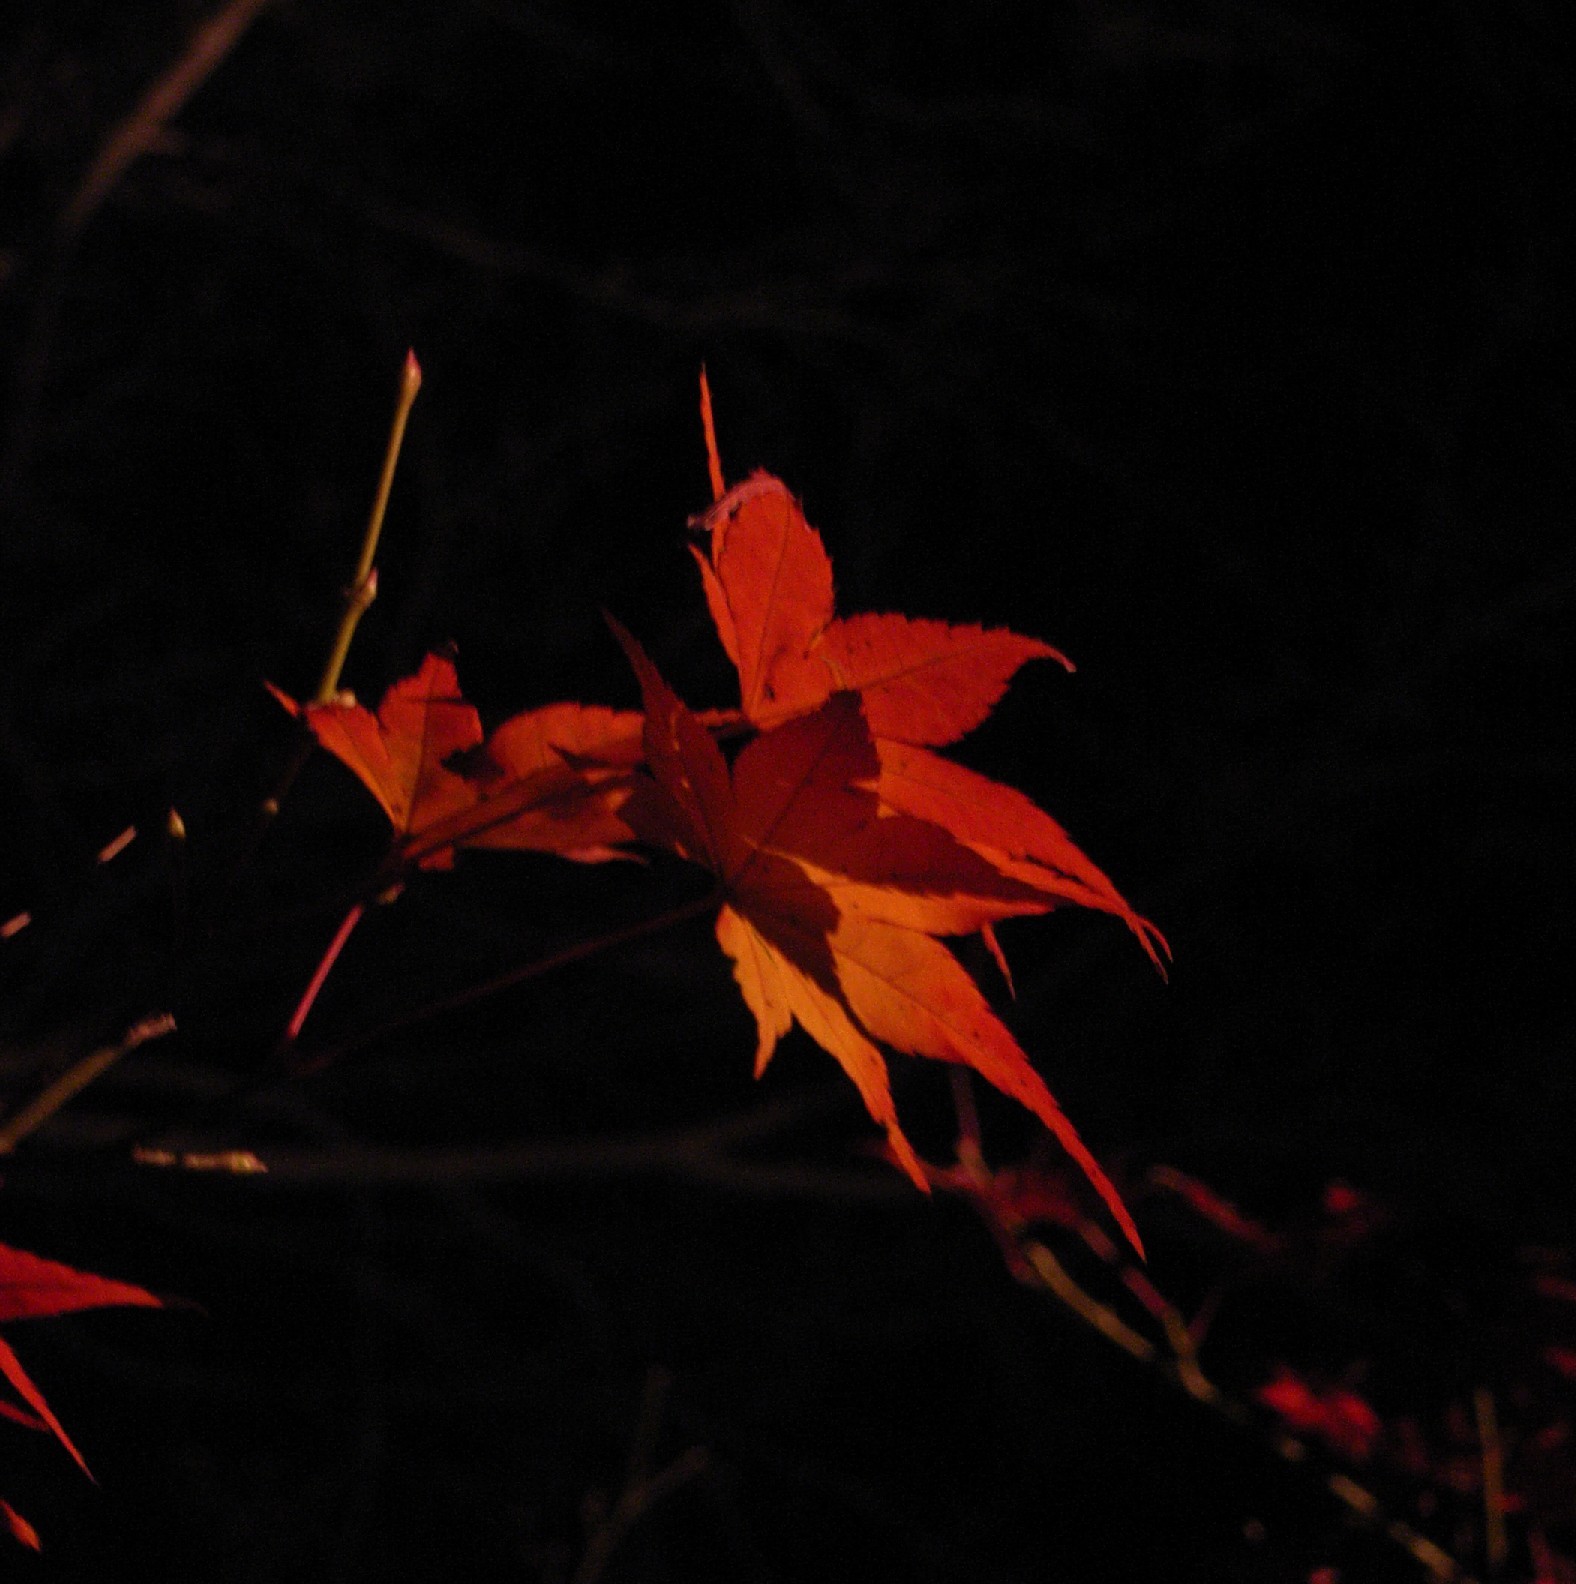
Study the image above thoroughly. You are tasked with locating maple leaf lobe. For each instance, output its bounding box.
[1,1242,163,1480]
[692,472,835,723]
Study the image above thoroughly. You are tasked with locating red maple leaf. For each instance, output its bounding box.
[688,431,1166,969]
[412,699,645,867]
[271,652,644,871]
[1257,1364,1383,1464]
[1,1241,163,1484]
[692,471,1067,744]
[614,619,1143,1254]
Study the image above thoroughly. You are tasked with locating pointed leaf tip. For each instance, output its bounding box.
[0,1243,164,1483]
[699,366,725,503]
[2,1499,41,1551]
[0,1242,164,1324]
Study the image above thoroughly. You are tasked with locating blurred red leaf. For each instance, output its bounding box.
[1534,1275,1576,1307]
[0,1243,162,1325]
[1,1242,163,1480]
[2,1499,39,1551]
[1257,1365,1382,1464]
[1149,1165,1280,1253]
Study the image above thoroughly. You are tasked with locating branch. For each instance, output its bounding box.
[59,0,279,241]
[0,1014,176,1154]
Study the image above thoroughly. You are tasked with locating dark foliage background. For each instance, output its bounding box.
[1,2,1571,1579]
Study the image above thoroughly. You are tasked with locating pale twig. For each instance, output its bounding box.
[1016,1238,1157,1365]
[314,351,423,703]
[131,1146,266,1175]
[9,1080,897,1201]
[1474,1386,1508,1576]
[290,891,719,1077]
[164,1136,912,1199]
[243,349,420,868]
[0,1013,176,1154]
[944,1070,1475,1583]
[1009,1214,1476,1581]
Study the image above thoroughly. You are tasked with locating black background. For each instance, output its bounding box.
[1,3,1571,1579]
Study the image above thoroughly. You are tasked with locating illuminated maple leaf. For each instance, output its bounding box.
[271,653,644,870]
[614,619,1142,1253]
[687,418,1165,971]
[412,700,645,867]
[692,472,1066,744]
[268,651,480,870]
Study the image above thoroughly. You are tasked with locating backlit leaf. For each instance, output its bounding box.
[0,1243,163,1325]
[615,624,1141,1252]
[0,1242,163,1480]
[273,658,644,869]
[689,473,835,722]
[770,612,1070,745]
[269,651,480,871]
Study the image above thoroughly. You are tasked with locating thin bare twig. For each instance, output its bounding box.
[1,0,278,509]
[283,902,367,1045]
[942,1072,1476,1583]
[573,1368,710,1584]
[59,0,278,241]
[0,1013,176,1154]
[1474,1386,1508,1576]
[314,351,423,704]
[290,891,720,1077]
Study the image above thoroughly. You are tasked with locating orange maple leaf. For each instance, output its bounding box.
[271,652,644,870]
[268,651,480,870]
[614,619,1142,1254]
[692,472,1066,743]
[413,699,645,867]
[1,1241,163,1482]
[871,740,1169,970]
[688,463,1167,970]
